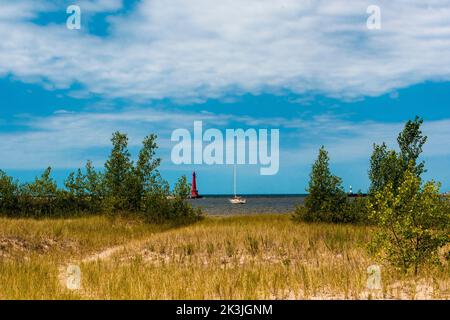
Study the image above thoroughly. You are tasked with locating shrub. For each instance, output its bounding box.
[104,132,163,213]
[141,179,172,223]
[293,146,349,223]
[142,176,202,225]
[18,167,60,217]
[294,197,369,224]
[342,196,370,224]
[304,146,347,214]
[368,166,450,274]
[0,170,19,216]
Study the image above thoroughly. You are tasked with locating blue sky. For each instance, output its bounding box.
[1,0,450,194]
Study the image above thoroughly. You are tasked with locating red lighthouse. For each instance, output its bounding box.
[191,171,201,198]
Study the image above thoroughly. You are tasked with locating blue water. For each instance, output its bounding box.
[188,195,306,215]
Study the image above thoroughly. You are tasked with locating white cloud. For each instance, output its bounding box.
[0,1,51,21]
[77,0,123,13]
[0,0,450,102]
[0,107,233,168]
[281,117,450,166]
[1,107,449,170]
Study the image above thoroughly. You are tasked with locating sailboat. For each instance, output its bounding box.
[229,165,246,204]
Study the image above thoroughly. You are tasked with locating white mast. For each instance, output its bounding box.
[229,164,246,204]
[233,164,237,197]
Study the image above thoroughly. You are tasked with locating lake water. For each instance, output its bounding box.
[188,195,306,215]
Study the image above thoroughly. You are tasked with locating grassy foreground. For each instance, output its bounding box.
[0,214,448,300]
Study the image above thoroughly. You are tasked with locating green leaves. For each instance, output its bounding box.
[24,167,57,197]
[142,175,202,225]
[366,117,449,273]
[397,116,427,176]
[296,146,349,223]
[369,166,450,274]
[101,131,201,224]
[0,132,201,224]
[104,131,134,203]
[0,170,19,214]
[369,116,427,194]
[173,175,191,200]
[103,132,162,212]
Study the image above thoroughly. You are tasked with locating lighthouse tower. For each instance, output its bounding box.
[191,171,200,198]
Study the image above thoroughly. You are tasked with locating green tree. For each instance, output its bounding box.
[298,146,347,222]
[130,134,161,210]
[0,170,19,215]
[173,175,191,199]
[21,167,59,217]
[368,165,450,274]
[104,132,134,210]
[84,160,105,212]
[170,175,202,224]
[397,116,427,176]
[24,167,57,197]
[369,116,427,194]
[136,134,161,190]
[142,175,202,224]
[64,171,76,194]
[84,160,105,197]
[65,168,86,197]
[369,143,404,193]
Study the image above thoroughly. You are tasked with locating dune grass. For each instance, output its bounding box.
[0,215,169,299]
[0,214,448,299]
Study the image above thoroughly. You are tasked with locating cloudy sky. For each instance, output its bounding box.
[1,0,450,194]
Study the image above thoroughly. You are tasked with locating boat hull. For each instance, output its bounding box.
[229,198,246,204]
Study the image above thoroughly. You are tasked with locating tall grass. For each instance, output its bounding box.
[0,214,448,299]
